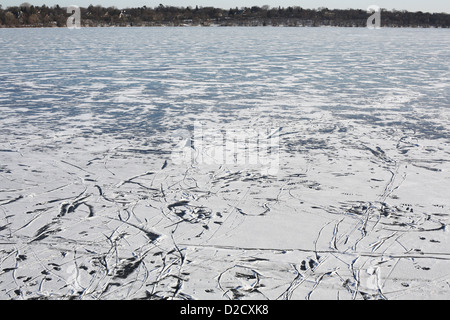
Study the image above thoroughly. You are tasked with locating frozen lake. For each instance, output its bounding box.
[0,27,449,300]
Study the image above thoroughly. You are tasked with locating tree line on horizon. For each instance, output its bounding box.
[0,3,449,28]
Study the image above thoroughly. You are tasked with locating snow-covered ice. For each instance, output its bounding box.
[0,27,449,300]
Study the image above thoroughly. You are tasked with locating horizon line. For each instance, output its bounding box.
[3,3,450,15]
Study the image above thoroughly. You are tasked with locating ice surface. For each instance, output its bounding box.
[0,27,449,300]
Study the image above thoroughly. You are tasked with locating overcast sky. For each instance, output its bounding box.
[1,0,449,13]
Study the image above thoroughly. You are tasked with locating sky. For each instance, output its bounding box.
[1,0,449,13]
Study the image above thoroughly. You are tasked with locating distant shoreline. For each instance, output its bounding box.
[1,25,449,30]
[1,5,449,29]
